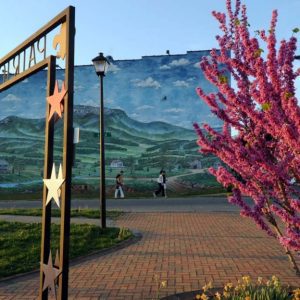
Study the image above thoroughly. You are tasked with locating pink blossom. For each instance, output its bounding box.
[194,0,300,259]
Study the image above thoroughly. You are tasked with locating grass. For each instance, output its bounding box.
[0,208,123,220]
[0,221,132,278]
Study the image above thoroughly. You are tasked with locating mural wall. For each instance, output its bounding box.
[0,50,226,197]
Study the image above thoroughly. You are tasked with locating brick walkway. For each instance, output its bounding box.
[0,212,299,299]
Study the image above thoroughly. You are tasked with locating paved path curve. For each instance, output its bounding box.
[0,212,299,299]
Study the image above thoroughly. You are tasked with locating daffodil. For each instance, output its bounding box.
[242,276,251,285]
[202,281,212,292]
[160,280,167,288]
[224,282,233,291]
[200,293,208,300]
[257,277,263,284]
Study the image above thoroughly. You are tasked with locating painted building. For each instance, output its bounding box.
[0,50,227,195]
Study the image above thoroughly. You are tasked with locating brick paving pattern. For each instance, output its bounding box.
[0,212,299,299]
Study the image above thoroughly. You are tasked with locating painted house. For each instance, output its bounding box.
[110,160,124,168]
[0,159,10,173]
[189,160,202,169]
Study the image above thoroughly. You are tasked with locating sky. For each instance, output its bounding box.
[1,0,300,65]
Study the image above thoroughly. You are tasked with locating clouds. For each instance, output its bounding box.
[173,80,189,88]
[194,62,201,68]
[194,56,212,68]
[159,65,171,70]
[164,108,185,113]
[160,58,190,70]
[1,94,21,102]
[169,58,190,67]
[137,105,154,110]
[107,63,121,73]
[132,77,161,89]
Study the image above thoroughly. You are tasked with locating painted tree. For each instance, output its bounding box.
[194,0,300,274]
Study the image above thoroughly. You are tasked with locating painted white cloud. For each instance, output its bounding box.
[208,113,216,118]
[194,62,201,68]
[164,108,185,113]
[137,105,154,110]
[159,58,190,70]
[194,56,212,68]
[105,98,116,105]
[187,77,196,82]
[173,80,189,88]
[169,58,189,67]
[81,99,97,106]
[74,84,84,91]
[159,65,171,70]
[1,94,21,102]
[132,77,161,89]
[130,113,139,118]
[107,63,121,73]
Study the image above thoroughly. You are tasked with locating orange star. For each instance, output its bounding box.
[47,80,67,122]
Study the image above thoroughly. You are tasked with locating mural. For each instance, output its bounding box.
[0,50,227,198]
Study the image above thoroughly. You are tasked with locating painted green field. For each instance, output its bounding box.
[0,106,223,198]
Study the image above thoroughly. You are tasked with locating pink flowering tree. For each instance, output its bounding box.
[194,0,300,274]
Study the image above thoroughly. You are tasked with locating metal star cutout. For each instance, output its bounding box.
[42,250,62,298]
[47,80,67,122]
[43,163,64,208]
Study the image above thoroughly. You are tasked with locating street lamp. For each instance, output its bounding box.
[92,52,110,228]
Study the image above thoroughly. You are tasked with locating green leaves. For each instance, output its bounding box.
[254,48,264,58]
[234,18,240,26]
[261,102,271,111]
[284,91,294,100]
[218,74,228,84]
[292,27,300,33]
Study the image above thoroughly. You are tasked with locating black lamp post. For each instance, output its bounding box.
[92,52,110,228]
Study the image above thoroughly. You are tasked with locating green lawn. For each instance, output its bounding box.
[0,221,132,278]
[0,208,123,220]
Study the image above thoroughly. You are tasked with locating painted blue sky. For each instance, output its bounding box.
[0,51,223,129]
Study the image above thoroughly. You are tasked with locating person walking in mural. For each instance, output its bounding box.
[162,170,167,198]
[115,170,125,199]
[153,170,165,197]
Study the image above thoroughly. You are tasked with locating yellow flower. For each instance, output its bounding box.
[223,291,230,298]
[224,282,233,291]
[245,296,251,300]
[160,280,167,288]
[215,292,222,300]
[202,281,212,292]
[195,294,202,300]
[257,277,263,284]
[271,275,280,287]
[293,288,300,300]
[242,276,251,285]
[200,294,208,300]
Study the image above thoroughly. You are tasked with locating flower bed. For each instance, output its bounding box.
[161,276,299,300]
